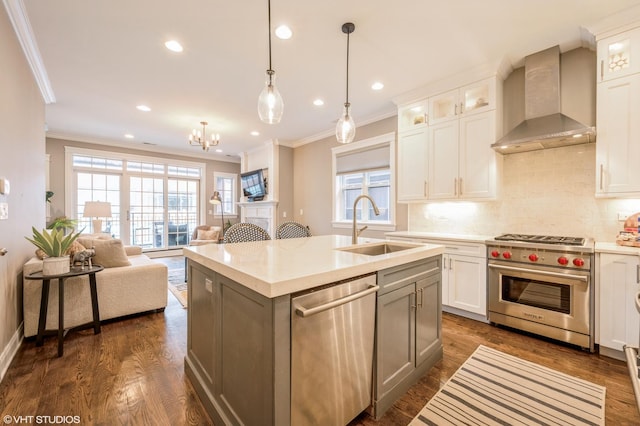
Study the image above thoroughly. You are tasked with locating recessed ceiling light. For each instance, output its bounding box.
[124,134,134,139]
[275,25,292,40]
[313,99,324,106]
[136,105,151,112]
[371,82,384,90]
[250,131,260,136]
[165,40,183,52]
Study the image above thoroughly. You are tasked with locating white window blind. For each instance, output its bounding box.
[335,144,390,175]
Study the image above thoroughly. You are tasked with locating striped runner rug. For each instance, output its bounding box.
[410,345,605,426]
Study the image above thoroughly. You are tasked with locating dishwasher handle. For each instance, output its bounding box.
[295,285,379,318]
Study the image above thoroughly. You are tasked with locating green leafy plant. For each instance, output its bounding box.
[25,227,82,258]
[46,216,78,232]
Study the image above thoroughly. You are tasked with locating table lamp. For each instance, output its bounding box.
[209,192,225,240]
[83,201,112,233]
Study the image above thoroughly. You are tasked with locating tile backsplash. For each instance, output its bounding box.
[408,144,640,241]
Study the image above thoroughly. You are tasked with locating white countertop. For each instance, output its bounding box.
[386,231,493,244]
[183,234,444,298]
[595,242,640,255]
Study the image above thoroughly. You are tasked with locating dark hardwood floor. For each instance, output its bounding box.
[1,257,638,425]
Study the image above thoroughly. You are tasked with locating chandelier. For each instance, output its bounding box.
[188,121,219,152]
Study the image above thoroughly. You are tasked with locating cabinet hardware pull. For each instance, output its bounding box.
[460,102,464,114]
[454,178,458,196]
[449,258,453,270]
[599,164,604,191]
[418,288,423,308]
[454,104,458,115]
[425,113,429,125]
[600,60,604,81]
[459,177,463,195]
[411,292,417,309]
[637,265,639,284]
[424,181,428,198]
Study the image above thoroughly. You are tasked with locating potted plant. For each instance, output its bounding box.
[25,227,82,275]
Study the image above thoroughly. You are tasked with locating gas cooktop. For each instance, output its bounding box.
[494,234,586,246]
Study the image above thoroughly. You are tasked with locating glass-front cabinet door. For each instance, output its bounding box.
[598,27,640,82]
[429,77,495,125]
[398,100,429,131]
[460,78,495,116]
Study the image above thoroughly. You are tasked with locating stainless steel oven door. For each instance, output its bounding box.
[488,261,590,335]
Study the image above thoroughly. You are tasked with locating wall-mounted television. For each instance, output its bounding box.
[240,169,267,201]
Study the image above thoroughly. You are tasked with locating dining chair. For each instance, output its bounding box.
[275,221,311,239]
[223,223,271,243]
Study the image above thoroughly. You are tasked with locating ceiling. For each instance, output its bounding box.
[14,0,640,162]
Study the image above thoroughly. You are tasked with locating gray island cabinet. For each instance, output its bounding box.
[183,235,444,425]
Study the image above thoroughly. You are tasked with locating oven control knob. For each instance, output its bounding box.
[528,253,539,262]
[502,251,512,259]
[573,258,585,267]
[491,250,500,258]
[557,256,569,265]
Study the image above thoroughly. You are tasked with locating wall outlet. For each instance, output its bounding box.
[618,211,631,221]
[0,202,7,220]
[299,209,303,216]
[283,211,287,218]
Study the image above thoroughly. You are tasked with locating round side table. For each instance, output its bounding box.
[25,265,104,357]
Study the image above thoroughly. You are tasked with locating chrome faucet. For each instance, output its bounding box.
[352,195,380,244]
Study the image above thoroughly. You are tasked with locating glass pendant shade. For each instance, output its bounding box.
[258,70,284,124]
[336,103,356,144]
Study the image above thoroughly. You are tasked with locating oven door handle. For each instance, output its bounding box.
[488,263,588,283]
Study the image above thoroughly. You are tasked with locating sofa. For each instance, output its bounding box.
[22,238,168,338]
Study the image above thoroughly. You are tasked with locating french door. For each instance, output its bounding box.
[69,149,204,250]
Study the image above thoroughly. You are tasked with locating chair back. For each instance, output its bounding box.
[223,223,271,243]
[275,222,311,239]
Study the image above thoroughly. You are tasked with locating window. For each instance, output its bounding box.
[332,132,396,230]
[66,147,206,250]
[214,172,237,216]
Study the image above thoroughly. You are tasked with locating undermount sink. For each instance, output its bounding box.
[337,242,422,256]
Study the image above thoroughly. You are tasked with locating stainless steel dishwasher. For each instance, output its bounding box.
[291,274,378,426]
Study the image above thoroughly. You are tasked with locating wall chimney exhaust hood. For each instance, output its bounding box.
[492,46,595,154]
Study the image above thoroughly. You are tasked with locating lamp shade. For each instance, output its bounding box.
[83,201,112,218]
[209,192,222,205]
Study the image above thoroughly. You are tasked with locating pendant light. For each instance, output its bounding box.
[336,22,356,144]
[257,0,284,124]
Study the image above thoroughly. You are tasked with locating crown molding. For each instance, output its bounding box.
[3,0,55,103]
[584,4,640,40]
[47,131,241,163]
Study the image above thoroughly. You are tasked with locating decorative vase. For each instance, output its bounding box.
[42,255,70,276]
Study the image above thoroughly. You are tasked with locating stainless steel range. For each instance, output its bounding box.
[487,233,595,352]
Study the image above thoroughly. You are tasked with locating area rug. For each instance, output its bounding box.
[410,345,605,426]
[168,269,188,308]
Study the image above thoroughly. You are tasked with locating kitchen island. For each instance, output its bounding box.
[183,234,444,425]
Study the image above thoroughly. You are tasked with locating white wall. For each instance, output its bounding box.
[0,4,46,380]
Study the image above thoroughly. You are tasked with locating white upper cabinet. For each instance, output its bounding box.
[397,75,501,202]
[397,128,429,202]
[596,75,640,196]
[597,27,640,82]
[596,24,640,197]
[429,77,496,125]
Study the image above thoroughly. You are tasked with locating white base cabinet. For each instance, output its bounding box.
[597,252,640,358]
[388,235,487,321]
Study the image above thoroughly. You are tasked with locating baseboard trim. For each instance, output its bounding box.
[0,322,23,383]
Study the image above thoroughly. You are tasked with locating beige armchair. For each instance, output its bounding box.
[189,225,222,246]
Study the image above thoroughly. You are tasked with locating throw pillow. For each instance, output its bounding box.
[78,238,131,268]
[197,229,219,241]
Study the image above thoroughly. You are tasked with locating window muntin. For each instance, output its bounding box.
[337,169,391,223]
[214,172,237,216]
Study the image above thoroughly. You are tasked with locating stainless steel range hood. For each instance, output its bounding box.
[492,46,596,154]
